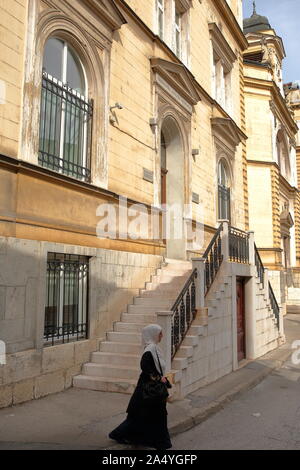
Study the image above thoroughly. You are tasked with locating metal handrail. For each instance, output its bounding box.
[203,223,223,259]
[269,281,280,329]
[229,226,250,264]
[171,268,197,358]
[254,243,265,285]
[204,223,223,295]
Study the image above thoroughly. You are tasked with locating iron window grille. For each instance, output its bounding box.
[38,70,93,182]
[44,253,89,346]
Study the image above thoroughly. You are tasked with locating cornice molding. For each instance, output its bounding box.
[151,57,201,106]
[211,117,247,152]
[213,0,248,51]
[209,22,237,72]
[244,32,286,61]
[244,76,298,135]
[80,0,127,30]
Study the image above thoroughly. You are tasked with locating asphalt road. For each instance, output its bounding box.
[172,354,300,450]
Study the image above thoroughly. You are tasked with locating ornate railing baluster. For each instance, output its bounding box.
[203,223,224,295]
[254,243,264,285]
[229,227,250,264]
[269,281,280,329]
[171,269,198,358]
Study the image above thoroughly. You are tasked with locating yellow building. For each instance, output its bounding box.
[283,81,300,306]
[243,5,300,314]
[0,0,285,406]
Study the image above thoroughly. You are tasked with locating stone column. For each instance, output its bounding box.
[248,231,255,266]
[218,219,230,262]
[157,311,173,373]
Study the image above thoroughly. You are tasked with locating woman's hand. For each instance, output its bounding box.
[161,377,167,384]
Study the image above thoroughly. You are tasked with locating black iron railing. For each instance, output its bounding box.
[269,281,280,329]
[171,269,197,358]
[38,71,93,182]
[229,227,249,264]
[254,244,264,285]
[44,253,89,346]
[204,223,223,294]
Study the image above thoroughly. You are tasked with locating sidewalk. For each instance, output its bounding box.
[0,314,299,450]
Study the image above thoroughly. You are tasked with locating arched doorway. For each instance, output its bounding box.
[160,116,186,260]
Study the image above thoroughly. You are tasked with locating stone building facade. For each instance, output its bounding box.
[243,6,300,314]
[0,0,289,407]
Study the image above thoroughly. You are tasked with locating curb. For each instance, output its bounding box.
[102,347,293,450]
[169,349,292,437]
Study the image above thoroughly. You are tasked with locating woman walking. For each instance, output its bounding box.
[109,324,172,450]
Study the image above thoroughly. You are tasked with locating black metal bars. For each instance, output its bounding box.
[254,243,265,285]
[171,269,197,358]
[269,281,280,329]
[38,71,93,182]
[229,226,249,264]
[203,223,223,294]
[44,253,89,346]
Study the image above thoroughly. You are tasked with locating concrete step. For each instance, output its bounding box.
[139,289,179,298]
[73,375,136,394]
[189,325,207,336]
[91,352,140,367]
[100,341,141,355]
[165,259,192,269]
[133,297,172,306]
[175,345,194,358]
[182,335,199,347]
[107,331,141,343]
[114,322,148,333]
[121,313,157,324]
[150,274,190,285]
[83,363,139,380]
[172,356,188,370]
[127,304,161,314]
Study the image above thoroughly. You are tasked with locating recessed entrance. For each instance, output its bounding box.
[236,278,246,361]
[160,117,185,260]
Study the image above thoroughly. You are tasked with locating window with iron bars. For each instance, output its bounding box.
[38,39,93,182]
[218,185,231,222]
[44,253,89,346]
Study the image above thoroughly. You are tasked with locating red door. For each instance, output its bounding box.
[237,279,246,361]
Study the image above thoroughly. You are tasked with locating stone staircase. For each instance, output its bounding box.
[73,259,192,394]
[254,272,283,355]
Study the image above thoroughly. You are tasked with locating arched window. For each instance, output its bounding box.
[218,160,231,221]
[38,38,93,181]
[276,130,291,181]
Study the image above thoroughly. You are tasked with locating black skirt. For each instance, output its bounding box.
[109,352,172,450]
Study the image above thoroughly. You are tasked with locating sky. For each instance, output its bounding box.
[243,0,300,83]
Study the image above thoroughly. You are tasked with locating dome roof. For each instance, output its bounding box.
[243,4,272,34]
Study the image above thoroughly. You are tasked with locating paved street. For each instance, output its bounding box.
[0,315,299,451]
[173,352,300,450]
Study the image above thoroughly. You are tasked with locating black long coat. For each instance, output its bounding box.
[109,351,172,450]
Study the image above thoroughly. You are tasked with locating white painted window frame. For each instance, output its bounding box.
[43,39,89,177]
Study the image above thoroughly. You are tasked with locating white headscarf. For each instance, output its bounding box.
[141,324,166,376]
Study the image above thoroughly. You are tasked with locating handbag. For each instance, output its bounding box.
[142,350,171,404]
